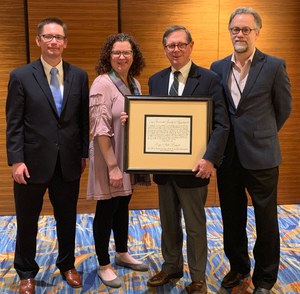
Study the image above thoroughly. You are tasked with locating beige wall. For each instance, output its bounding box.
[0,0,299,215]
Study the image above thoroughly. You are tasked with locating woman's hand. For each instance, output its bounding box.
[120,111,128,126]
[108,166,123,188]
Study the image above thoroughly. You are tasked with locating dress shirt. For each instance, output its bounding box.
[168,60,192,96]
[41,56,64,98]
[229,49,256,108]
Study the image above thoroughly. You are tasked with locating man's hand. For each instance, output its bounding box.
[12,162,30,184]
[192,159,214,179]
[81,158,87,174]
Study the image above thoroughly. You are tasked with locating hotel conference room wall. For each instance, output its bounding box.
[0,0,299,215]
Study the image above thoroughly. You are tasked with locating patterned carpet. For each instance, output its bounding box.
[0,205,299,293]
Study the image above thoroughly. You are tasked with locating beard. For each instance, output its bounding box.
[234,42,248,53]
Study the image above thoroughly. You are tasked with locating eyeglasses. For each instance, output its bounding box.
[40,34,66,42]
[229,27,256,35]
[111,50,133,57]
[165,43,189,51]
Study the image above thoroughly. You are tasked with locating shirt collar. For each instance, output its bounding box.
[40,56,63,75]
[171,60,192,80]
[231,48,256,66]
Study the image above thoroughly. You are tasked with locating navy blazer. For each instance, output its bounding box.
[148,62,229,188]
[6,59,89,183]
[210,49,292,170]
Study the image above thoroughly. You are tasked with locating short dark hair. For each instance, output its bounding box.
[162,25,193,46]
[36,17,68,37]
[95,33,145,77]
[228,7,262,30]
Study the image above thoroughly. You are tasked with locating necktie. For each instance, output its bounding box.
[169,71,180,96]
[50,67,62,115]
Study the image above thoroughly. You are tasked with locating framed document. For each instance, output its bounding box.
[124,95,213,174]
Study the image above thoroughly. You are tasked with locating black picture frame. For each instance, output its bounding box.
[124,95,213,174]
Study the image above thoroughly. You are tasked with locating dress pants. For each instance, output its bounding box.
[217,155,280,289]
[13,157,80,279]
[158,176,208,281]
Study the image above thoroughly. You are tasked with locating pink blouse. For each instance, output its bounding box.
[87,74,141,200]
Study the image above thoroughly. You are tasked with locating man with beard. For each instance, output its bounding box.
[210,7,292,294]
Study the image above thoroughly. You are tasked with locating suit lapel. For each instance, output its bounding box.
[32,59,59,115]
[182,63,201,96]
[222,57,236,110]
[224,50,266,112]
[240,50,265,100]
[158,68,171,95]
[62,61,73,113]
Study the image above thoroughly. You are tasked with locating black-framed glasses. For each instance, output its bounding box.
[111,50,133,57]
[165,43,189,51]
[229,27,256,35]
[40,34,66,42]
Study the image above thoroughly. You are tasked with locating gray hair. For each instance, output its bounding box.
[228,7,262,31]
[162,25,193,46]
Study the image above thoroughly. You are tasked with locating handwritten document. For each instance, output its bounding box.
[144,115,192,154]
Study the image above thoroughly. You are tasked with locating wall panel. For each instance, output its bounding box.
[0,0,119,215]
[218,0,300,204]
[0,0,299,215]
[0,0,27,215]
[121,0,220,205]
[121,0,300,205]
[26,0,119,214]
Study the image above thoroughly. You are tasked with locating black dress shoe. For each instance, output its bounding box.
[147,270,183,287]
[221,270,250,288]
[253,287,271,294]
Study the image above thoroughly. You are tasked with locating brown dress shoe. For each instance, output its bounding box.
[221,270,250,288]
[147,270,183,287]
[186,281,207,294]
[231,275,252,294]
[19,279,35,294]
[62,268,82,288]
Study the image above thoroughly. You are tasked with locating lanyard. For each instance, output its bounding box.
[231,68,243,96]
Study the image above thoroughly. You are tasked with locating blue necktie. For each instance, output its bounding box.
[169,71,180,96]
[50,67,62,115]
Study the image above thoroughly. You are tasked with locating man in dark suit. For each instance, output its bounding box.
[146,25,229,294]
[210,7,292,294]
[6,17,89,294]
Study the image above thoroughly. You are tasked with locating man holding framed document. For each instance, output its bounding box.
[145,25,230,294]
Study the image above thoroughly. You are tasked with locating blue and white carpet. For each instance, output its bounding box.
[0,205,299,293]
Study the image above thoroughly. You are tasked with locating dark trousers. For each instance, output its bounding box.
[217,155,279,289]
[93,195,131,266]
[13,158,80,279]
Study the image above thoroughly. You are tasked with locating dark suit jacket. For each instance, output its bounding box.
[148,62,229,188]
[6,59,89,183]
[210,49,292,170]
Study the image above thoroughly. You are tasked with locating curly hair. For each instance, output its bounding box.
[95,33,145,77]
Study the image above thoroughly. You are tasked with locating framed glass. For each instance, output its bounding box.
[124,95,213,174]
